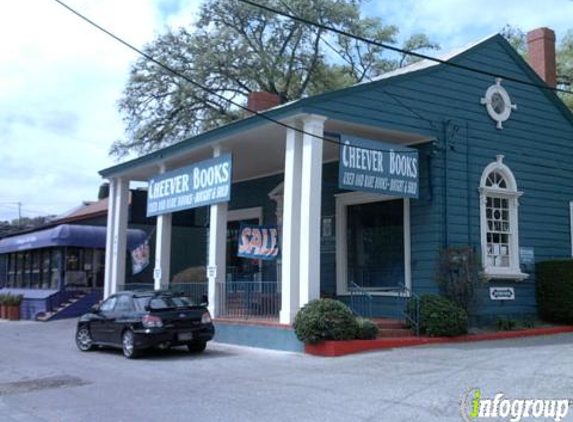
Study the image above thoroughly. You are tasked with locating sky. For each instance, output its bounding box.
[1,0,572,222]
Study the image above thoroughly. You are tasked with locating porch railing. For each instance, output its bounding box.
[216,281,280,321]
[120,281,280,321]
[346,282,420,336]
[349,281,373,318]
[121,282,208,304]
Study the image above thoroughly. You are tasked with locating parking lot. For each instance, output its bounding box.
[1,319,573,422]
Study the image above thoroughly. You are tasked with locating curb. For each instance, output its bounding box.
[304,326,573,357]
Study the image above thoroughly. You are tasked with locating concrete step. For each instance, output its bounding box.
[376,328,413,338]
[37,312,54,322]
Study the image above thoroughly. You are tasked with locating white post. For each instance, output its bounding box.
[280,124,303,324]
[154,164,172,291]
[208,145,228,317]
[110,177,129,296]
[299,115,326,307]
[103,179,118,299]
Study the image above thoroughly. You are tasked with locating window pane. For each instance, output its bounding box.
[486,195,511,268]
[50,250,61,289]
[30,251,40,289]
[347,200,404,289]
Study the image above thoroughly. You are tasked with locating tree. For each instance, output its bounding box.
[501,25,573,111]
[113,0,438,158]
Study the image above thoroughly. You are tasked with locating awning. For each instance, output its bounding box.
[0,224,148,254]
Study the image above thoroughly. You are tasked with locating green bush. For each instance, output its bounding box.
[495,317,517,331]
[417,294,468,337]
[0,293,8,305]
[355,318,379,340]
[536,260,573,324]
[3,294,23,306]
[293,299,358,344]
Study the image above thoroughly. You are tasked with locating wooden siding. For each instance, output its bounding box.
[302,35,573,320]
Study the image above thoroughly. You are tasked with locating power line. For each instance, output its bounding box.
[237,0,573,96]
[50,0,421,155]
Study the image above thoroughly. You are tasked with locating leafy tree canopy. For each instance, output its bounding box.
[113,0,438,158]
[501,25,573,110]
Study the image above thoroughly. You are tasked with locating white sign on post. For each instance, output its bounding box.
[153,267,162,281]
[489,287,515,301]
[207,266,217,279]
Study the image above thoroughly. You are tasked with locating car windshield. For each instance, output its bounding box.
[134,295,196,311]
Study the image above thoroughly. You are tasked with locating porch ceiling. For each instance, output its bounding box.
[119,116,432,183]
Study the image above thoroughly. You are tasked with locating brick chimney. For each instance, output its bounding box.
[526,27,557,88]
[247,91,281,112]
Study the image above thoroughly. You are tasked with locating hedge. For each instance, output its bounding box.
[293,299,359,344]
[416,294,468,337]
[536,260,573,324]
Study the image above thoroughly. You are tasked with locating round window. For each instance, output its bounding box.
[480,78,516,129]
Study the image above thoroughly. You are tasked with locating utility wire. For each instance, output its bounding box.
[238,0,573,96]
[51,0,423,155]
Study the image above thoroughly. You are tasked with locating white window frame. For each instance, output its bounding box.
[479,155,528,281]
[335,191,411,296]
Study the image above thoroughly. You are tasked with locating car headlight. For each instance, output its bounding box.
[201,311,212,324]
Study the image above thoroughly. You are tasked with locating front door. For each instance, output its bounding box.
[346,199,405,290]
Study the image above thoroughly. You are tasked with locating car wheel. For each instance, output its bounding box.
[187,341,207,353]
[76,327,94,352]
[122,329,140,359]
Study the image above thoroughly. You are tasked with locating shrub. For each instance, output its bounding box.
[495,317,517,331]
[536,260,573,324]
[436,246,480,313]
[355,318,379,340]
[293,299,358,344]
[4,294,23,306]
[417,294,468,337]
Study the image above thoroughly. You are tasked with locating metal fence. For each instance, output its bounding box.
[216,281,280,321]
[120,281,280,321]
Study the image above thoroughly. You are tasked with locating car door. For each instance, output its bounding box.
[108,295,136,345]
[90,296,117,343]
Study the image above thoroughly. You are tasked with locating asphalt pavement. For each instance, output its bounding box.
[1,318,572,422]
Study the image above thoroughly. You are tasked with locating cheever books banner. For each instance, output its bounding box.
[339,134,419,198]
[146,154,232,217]
[237,224,280,260]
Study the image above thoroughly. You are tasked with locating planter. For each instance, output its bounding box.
[6,305,20,321]
[304,326,573,357]
[0,304,5,319]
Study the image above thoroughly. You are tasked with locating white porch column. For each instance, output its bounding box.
[280,123,303,324]
[110,177,129,296]
[103,179,118,299]
[208,145,228,317]
[299,115,327,307]
[154,164,172,290]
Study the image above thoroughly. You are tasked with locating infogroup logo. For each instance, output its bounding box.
[461,388,570,422]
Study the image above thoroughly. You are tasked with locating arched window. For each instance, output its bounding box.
[479,155,527,280]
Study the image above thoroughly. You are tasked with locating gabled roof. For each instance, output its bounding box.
[100,33,573,179]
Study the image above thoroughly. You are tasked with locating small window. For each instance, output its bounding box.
[100,296,118,312]
[479,155,527,280]
[115,295,134,313]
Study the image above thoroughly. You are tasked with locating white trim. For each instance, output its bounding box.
[479,156,528,281]
[228,207,263,224]
[335,191,411,296]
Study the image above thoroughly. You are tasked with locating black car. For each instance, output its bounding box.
[75,291,215,359]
